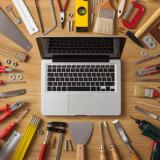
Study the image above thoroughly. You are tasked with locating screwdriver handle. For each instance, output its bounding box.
[39,143,47,160]
[0,80,4,86]
[0,121,16,139]
[100,148,107,160]
[130,149,141,160]
[0,110,13,122]
[111,147,120,160]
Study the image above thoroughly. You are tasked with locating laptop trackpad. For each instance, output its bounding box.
[68,95,93,115]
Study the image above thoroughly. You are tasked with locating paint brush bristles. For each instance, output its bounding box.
[94,0,115,35]
[134,85,147,97]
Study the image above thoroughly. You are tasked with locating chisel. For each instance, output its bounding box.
[135,106,160,121]
[99,122,107,160]
[113,120,140,160]
[103,121,120,160]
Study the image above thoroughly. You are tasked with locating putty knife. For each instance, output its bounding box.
[69,122,93,160]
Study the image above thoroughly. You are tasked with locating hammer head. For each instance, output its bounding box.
[126,31,144,48]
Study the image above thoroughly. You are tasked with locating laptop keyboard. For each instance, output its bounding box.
[47,64,115,92]
[48,37,114,55]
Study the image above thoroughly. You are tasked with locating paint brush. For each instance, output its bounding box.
[134,85,160,98]
[94,0,115,35]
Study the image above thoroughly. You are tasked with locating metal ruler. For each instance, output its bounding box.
[12,0,39,35]
[0,9,32,52]
[0,131,21,160]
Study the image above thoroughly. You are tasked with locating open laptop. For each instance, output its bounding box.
[36,37,126,116]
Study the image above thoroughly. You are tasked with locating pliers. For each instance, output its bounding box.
[0,101,25,122]
[0,66,21,73]
[57,0,69,29]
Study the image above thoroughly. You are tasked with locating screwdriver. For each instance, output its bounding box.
[0,80,26,86]
[103,121,120,160]
[39,130,51,160]
[0,109,29,139]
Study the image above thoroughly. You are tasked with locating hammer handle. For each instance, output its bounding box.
[135,8,160,38]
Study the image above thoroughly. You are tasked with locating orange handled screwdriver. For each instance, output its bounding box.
[0,109,29,139]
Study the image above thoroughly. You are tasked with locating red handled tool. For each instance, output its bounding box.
[0,101,25,122]
[0,66,21,73]
[0,109,29,139]
[137,64,160,77]
[57,0,69,29]
[121,0,145,29]
[39,130,51,160]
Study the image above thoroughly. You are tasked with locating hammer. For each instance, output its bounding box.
[126,8,160,48]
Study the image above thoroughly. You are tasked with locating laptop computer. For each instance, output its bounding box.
[36,37,126,116]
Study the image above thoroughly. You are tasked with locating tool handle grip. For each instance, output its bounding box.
[0,80,4,86]
[135,8,160,38]
[0,104,9,112]
[111,147,120,160]
[0,110,13,122]
[100,149,107,160]
[39,144,47,160]
[0,121,16,139]
[130,149,140,160]
[77,144,85,160]
[63,0,69,11]
[0,66,7,73]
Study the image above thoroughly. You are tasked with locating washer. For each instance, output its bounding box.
[16,73,23,80]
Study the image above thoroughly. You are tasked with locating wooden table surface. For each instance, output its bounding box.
[0,0,160,160]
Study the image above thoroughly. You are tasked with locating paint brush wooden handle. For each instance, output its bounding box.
[77,144,85,160]
[130,149,141,160]
[135,8,160,38]
[111,147,120,160]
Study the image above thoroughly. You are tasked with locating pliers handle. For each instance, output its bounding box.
[0,121,17,139]
[0,104,14,122]
[57,0,68,12]
[0,66,8,73]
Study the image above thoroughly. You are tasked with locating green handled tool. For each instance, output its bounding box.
[130,116,160,160]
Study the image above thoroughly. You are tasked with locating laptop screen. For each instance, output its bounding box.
[36,37,126,61]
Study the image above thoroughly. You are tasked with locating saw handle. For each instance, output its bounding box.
[135,8,160,38]
[111,147,120,160]
[77,144,85,160]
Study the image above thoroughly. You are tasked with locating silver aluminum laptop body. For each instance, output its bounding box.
[37,37,126,116]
